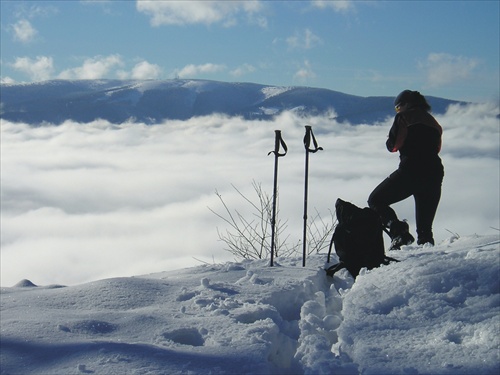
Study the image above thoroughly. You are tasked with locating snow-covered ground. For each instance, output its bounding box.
[1,234,498,375]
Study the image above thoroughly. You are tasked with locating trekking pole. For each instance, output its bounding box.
[302,125,323,267]
[268,130,287,267]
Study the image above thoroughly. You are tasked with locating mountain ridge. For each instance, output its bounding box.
[0,79,464,125]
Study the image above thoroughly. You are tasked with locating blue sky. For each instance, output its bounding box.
[1,0,498,102]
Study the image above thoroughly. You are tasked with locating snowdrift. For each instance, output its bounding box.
[1,234,499,375]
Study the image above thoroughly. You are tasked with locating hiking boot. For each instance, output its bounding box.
[417,230,434,246]
[388,220,414,250]
[417,237,435,246]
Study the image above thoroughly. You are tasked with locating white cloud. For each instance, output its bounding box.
[312,0,354,13]
[128,61,162,79]
[1,76,16,84]
[1,104,498,286]
[11,56,54,81]
[419,53,480,87]
[176,63,226,78]
[136,0,264,27]
[9,55,162,82]
[58,55,123,80]
[294,60,316,82]
[12,19,38,43]
[287,28,322,50]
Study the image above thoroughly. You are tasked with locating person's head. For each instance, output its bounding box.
[394,90,431,113]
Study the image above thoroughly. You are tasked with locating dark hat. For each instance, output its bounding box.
[394,90,431,111]
[394,90,414,106]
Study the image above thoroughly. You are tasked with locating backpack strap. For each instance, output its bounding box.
[325,262,346,278]
[327,228,335,263]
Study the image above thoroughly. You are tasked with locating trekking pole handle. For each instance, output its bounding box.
[268,130,288,157]
[303,125,323,153]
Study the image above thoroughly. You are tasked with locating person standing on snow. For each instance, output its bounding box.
[368,90,444,249]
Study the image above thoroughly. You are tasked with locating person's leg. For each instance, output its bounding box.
[368,170,415,249]
[368,170,413,227]
[414,178,443,245]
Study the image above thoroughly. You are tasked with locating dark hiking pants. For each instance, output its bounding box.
[368,168,444,244]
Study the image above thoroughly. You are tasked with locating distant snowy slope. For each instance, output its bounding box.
[0,79,462,125]
[1,234,498,375]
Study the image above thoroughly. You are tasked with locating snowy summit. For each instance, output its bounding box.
[1,234,499,375]
[0,79,462,125]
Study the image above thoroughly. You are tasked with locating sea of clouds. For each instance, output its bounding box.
[1,102,498,286]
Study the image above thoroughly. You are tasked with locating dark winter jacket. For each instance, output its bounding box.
[386,108,443,176]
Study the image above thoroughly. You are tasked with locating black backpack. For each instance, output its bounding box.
[326,198,398,279]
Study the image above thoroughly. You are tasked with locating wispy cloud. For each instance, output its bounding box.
[9,3,58,44]
[230,64,256,77]
[294,60,316,82]
[14,3,59,19]
[1,103,498,286]
[312,0,355,13]
[419,53,480,87]
[287,28,323,50]
[175,63,226,78]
